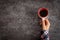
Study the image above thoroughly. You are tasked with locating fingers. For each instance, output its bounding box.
[41,18,50,30]
[45,19,50,27]
[45,19,50,30]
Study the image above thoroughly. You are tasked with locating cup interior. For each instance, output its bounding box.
[38,8,48,18]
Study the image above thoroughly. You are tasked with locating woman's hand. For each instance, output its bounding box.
[41,18,50,30]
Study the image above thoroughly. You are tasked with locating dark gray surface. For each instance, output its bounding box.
[0,0,60,40]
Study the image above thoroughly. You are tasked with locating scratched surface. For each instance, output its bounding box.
[0,0,60,40]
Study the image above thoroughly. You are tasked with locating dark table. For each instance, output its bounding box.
[0,0,60,40]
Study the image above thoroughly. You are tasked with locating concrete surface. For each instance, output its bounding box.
[0,0,60,40]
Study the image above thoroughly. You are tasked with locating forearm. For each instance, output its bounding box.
[40,30,49,40]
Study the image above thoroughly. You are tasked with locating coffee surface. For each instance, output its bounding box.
[40,10,48,17]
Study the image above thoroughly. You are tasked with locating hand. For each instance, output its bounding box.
[41,18,50,30]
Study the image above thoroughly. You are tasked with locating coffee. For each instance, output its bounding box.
[38,8,48,18]
[40,9,48,17]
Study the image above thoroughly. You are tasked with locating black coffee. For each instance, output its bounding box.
[40,10,48,17]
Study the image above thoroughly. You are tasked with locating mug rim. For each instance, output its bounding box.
[38,8,48,18]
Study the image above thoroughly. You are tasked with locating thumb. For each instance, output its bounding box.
[41,18,45,27]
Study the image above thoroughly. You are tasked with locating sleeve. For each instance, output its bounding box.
[40,30,49,40]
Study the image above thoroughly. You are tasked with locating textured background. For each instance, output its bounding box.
[0,0,60,40]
